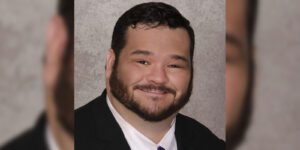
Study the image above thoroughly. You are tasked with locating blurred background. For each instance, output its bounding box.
[236,0,300,149]
[1,0,300,149]
[0,0,57,145]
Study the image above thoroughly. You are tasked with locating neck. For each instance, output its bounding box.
[46,96,74,150]
[107,92,177,144]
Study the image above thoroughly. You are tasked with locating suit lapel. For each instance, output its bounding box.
[175,114,195,150]
[31,113,48,150]
[91,90,131,150]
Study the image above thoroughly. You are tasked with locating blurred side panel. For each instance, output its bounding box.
[0,0,56,145]
[237,0,300,149]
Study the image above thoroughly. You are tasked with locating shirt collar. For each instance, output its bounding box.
[45,124,60,150]
[107,96,177,150]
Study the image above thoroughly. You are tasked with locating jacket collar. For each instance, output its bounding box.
[91,90,131,149]
[92,90,195,150]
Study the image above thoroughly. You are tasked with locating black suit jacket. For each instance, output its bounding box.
[75,90,225,150]
[1,114,48,150]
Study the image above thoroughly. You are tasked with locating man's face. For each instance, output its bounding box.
[108,25,192,121]
[44,15,74,135]
[226,0,250,136]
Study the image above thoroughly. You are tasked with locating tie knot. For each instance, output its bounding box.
[157,146,165,150]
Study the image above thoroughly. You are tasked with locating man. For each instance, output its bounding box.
[226,0,257,149]
[76,2,224,150]
[1,0,74,149]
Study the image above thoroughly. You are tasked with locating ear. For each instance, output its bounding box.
[44,15,67,91]
[105,49,116,81]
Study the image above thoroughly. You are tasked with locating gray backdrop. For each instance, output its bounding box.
[237,0,300,149]
[0,0,56,145]
[2,0,300,147]
[75,0,225,140]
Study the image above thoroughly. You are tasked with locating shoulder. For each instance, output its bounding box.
[75,94,106,127]
[176,113,213,134]
[75,97,98,120]
[1,115,47,150]
[75,95,107,149]
[75,96,100,135]
[1,129,36,150]
[75,91,107,120]
[176,113,225,149]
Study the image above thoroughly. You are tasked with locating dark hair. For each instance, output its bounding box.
[58,0,74,62]
[53,0,75,135]
[247,0,258,46]
[111,2,195,61]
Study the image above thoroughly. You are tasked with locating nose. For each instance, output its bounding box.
[146,65,169,85]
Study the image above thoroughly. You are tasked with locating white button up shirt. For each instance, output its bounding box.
[46,124,60,150]
[107,97,177,150]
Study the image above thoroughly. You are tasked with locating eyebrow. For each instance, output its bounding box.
[130,49,153,56]
[226,33,243,50]
[170,54,189,63]
[130,49,189,63]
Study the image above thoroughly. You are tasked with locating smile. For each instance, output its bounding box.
[138,88,168,95]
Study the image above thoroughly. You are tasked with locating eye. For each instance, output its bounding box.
[136,60,150,65]
[168,64,183,68]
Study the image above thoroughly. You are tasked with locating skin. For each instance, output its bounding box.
[44,15,74,150]
[106,25,191,143]
[226,0,250,139]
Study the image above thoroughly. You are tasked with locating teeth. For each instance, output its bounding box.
[142,89,165,94]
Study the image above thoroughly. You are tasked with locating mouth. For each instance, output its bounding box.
[138,88,169,95]
[133,84,176,99]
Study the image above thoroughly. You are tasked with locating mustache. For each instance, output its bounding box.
[133,84,176,96]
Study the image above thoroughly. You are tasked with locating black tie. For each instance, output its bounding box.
[157,146,165,150]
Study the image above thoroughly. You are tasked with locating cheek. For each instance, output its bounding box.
[44,64,60,92]
[226,64,248,126]
[168,71,191,92]
[117,63,145,86]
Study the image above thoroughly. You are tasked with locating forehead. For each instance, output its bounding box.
[122,25,190,57]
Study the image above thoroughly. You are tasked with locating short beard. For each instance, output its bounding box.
[54,58,74,136]
[109,62,193,122]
